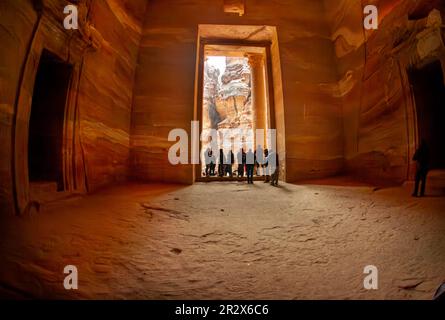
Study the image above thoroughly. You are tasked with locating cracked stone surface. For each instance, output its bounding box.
[0,181,444,299]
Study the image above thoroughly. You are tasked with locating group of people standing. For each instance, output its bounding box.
[204,146,279,186]
[202,139,432,193]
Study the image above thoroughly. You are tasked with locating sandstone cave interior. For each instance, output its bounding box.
[1,0,445,300]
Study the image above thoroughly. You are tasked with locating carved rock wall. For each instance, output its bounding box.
[3,0,437,214]
[131,0,343,183]
[0,0,36,214]
[0,0,147,215]
[205,57,252,132]
[78,0,146,190]
[324,0,445,184]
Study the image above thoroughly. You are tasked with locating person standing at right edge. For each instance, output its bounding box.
[412,139,429,197]
[269,149,279,187]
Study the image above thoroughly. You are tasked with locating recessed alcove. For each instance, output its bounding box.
[28,50,73,191]
[408,60,445,169]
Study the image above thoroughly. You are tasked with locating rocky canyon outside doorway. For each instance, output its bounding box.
[200,45,271,179]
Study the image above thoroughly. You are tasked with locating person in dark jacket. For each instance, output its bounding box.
[237,148,246,178]
[218,149,224,177]
[226,150,234,177]
[263,148,270,183]
[246,149,255,184]
[204,148,211,177]
[210,150,216,176]
[412,139,429,197]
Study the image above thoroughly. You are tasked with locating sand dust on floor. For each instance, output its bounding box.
[0,181,444,299]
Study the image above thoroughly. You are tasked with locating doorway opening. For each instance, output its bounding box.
[409,60,445,169]
[199,45,272,180]
[28,50,73,191]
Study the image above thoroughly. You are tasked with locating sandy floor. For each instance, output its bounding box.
[0,180,444,299]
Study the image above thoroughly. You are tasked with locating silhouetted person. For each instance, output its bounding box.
[263,148,270,183]
[226,150,234,177]
[412,139,429,197]
[205,148,212,177]
[218,149,224,177]
[268,149,279,186]
[255,145,264,176]
[246,149,255,184]
[210,150,216,176]
[237,148,246,177]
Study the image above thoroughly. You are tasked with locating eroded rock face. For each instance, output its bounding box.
[203,64,221,129]
[203,57,252,131]
[220,58,251,98]
[216,57,252,131]
[325,0,445,184]
[202,57,252,163]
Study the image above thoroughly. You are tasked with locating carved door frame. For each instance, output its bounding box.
[392,16,445,180]
[193,25,286,183]
[13,3,92,214]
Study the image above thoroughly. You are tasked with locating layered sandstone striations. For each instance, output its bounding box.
[217,57,252,131]
[324,0,445,184]
[0,0,147,215]
[203,63,221,130]
[131,0,342,183]
[79,0,147,190]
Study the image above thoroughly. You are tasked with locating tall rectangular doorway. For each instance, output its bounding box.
[197,43,275,180]
[28,50,73,191]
